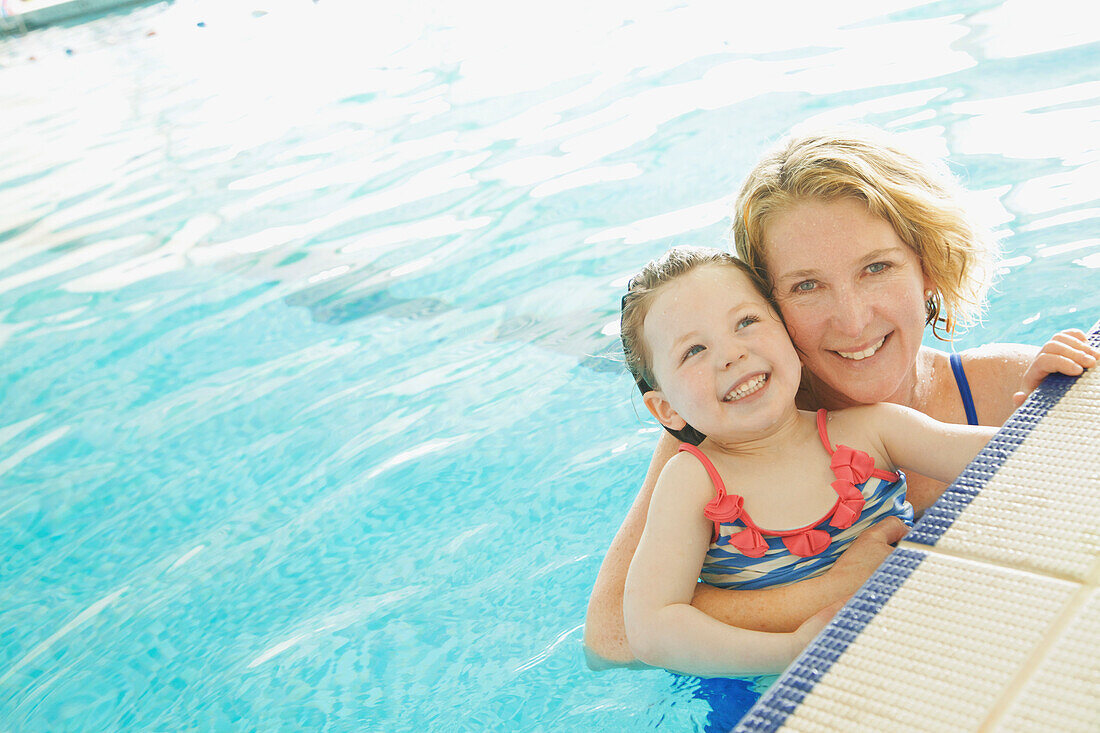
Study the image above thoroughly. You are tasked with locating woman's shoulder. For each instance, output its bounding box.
[955,341,1040,365]
[932,342,1039,425]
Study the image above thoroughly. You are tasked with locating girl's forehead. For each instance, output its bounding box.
[650,265,765,314]
[680,264,760,294]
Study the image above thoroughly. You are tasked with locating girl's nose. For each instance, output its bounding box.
[721,336,748,369]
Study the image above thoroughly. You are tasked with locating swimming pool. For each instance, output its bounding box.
[1,0,1097,730]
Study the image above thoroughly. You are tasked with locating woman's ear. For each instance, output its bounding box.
[642,390,687,430]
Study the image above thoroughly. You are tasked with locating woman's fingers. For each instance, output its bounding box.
[831,517,908,582]
[865,515,909,545]
[1047,330,1099,356]
[1045,330,1100,364]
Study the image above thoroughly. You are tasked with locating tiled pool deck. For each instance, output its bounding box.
[735,319,1100,732]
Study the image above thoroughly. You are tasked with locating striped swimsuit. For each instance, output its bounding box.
[683,409,913,591]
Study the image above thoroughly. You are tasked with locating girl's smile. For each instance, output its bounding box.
[722,372,769,402]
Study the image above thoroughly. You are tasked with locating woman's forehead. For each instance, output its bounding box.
[762,198,913,275]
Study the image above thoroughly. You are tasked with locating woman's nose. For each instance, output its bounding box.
[830,286,874,337]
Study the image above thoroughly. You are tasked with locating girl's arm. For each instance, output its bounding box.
[622,454,823,677]
[584,433,906,666]
[584,431,680,665]
[876,333,1096,482]
[869,403,996,484]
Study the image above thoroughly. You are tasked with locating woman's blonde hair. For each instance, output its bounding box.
[731,127,997,339]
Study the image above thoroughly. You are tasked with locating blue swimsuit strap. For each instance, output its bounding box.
[949,352,979,426]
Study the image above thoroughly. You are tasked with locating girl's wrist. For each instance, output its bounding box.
[786,628,811,664]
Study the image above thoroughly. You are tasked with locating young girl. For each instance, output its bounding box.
[618,245,1092,677]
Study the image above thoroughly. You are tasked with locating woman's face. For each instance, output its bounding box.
[762,196,931,407]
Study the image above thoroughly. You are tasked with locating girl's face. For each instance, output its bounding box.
[641,265,802,440]
[762,196,931,407]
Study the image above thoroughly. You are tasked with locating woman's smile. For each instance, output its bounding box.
[831,334,889,362]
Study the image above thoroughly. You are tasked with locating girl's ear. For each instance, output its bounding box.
[642,390,687,430]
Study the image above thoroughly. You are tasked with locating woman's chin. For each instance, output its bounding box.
[813,361,908,406]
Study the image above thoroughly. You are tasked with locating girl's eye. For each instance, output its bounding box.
[736,315,760,330]
[683,344,705,361]
[866,262,889,274]
[794,280,817,292]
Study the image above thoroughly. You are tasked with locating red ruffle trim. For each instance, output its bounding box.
[714,444,878,559]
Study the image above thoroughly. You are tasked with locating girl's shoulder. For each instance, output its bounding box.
[655,447,724,503]
[819,403,903,432]
[818,403,917,463]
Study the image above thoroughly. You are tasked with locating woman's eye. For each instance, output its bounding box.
[794,280,817,292]
[866,262,889,274]
[736,315,760,330]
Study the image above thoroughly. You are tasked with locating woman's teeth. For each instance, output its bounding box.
[723,374,768,402]
[836,336,886,361]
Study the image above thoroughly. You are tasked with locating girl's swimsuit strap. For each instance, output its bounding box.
[817,408,898,482]
[815,408,833,453]
[677,443,726,493]
[949,352,980,426]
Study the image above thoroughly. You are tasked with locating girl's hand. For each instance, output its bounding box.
[793,600,845,651]
[1013,329,1099,407]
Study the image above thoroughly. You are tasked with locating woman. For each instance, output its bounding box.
[585,126,1094,665]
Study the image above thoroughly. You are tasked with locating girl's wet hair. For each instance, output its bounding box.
[619,246,769,445]
[732,126,997,340]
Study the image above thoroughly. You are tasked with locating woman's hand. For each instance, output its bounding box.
[1014,329,1099,406]
[827,516,909,595]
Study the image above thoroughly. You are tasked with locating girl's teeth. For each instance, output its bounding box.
[724,374,767,401]
[837,337,886,361]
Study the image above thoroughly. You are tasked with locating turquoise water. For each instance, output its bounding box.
[1,1,1098,730]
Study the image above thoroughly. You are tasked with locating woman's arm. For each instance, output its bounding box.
[623,455,821,677]
[956,343,1038,427]
[882,333,1098,482]
[1013,329,1099,406]
[584,430,680,665]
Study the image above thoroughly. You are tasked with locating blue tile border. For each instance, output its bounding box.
[730,548,926,733]
[907,320,1100,547]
